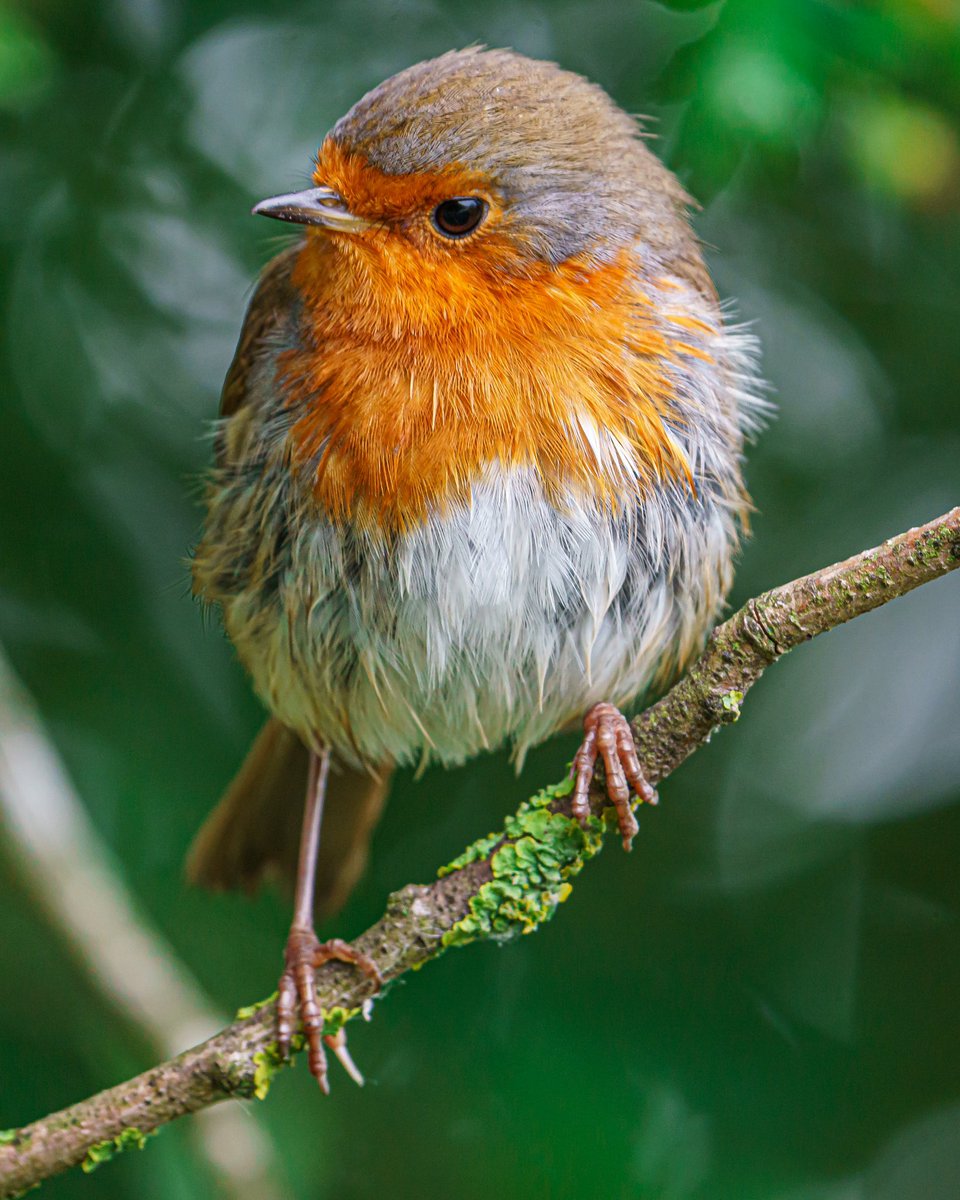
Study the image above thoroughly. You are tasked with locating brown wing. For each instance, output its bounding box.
[219,243,301,420]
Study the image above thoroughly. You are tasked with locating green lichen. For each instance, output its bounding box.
[0,1128,18,1145]
[322,1005,360,1036]
[440,777,607,950]
[720,690,744,719]
[251,1043,286,1101]
[909,525,959,565]
[834,581,856,607]
[438,829,502,877]
[536,775,576,803]
[234,992,277,1021]
[240,1008,360,1099]
[81,1127,155,1174]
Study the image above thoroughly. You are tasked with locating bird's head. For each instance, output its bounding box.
[254,47,698,288]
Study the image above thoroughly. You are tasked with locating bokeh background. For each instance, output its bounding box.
[1,0,959,1197]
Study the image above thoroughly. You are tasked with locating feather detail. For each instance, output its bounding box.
[281,236,693,530]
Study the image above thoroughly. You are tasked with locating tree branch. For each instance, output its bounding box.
[1,508,957,1198]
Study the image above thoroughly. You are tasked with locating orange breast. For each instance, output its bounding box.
[280,178,696,531]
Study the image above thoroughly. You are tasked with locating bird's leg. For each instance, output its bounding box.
[570,702,658,851]
[276,748,382,1092]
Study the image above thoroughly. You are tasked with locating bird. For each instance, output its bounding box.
[188,46,765,1091]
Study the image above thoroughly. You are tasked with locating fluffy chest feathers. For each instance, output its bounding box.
[195,248,762,768]
[205,460,736,770]
[279,235,704,529]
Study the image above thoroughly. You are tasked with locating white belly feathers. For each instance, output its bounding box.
[222,463,734,770]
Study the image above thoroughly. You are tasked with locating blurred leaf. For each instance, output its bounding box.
[845,91,960,207]
[0,6,57,110]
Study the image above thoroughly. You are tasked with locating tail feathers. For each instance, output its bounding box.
[186,718,391,920]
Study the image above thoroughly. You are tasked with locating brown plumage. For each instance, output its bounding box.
[187,719,389,918]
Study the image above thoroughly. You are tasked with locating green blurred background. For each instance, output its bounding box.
[1,0,959,1196]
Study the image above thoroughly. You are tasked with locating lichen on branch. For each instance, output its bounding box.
[439,776,610,947]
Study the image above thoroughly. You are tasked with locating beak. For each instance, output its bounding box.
[252,186,371,232]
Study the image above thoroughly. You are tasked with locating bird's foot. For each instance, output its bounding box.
[276,926,382,1092]
[570,702,657,850]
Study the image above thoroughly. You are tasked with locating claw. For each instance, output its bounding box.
[276,926,382,1092]
[324,1028,365,1086]
[570,702,657,850]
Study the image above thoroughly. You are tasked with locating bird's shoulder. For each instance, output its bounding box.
[220,243,301,419]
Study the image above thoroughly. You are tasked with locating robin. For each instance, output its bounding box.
[188,47,764,1090]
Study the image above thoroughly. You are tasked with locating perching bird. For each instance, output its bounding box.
[189,47,764,1090]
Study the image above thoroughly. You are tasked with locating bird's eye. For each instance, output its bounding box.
[431,197,486,239]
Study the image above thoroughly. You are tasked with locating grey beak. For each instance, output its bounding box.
[252,186,371,232]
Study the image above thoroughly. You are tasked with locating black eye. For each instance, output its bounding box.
[431,197,486,239]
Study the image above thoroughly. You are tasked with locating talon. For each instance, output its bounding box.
[570,723,599,827]
[324,1028,365,1087]
[571,702,655,850]
[276,926,382,1092]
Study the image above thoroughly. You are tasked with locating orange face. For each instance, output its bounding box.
[276,138,706,531]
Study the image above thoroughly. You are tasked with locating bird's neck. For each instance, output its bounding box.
[279,234,697,531]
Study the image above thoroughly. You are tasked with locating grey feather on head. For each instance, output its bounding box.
[330,47,696,268]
